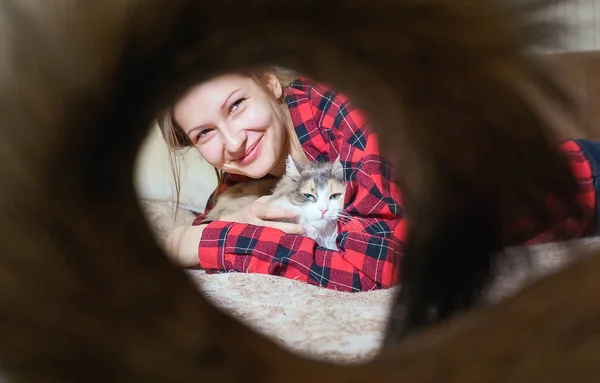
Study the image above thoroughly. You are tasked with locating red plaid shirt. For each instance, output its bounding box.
[193,77,596,292]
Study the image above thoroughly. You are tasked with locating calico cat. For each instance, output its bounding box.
[203,156,346,249]
[2,0,600,382]
[269,156,346,250]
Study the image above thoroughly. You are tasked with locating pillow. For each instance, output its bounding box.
[133,123,217,213]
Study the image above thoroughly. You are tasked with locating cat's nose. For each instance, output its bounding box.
[320,208,328,217]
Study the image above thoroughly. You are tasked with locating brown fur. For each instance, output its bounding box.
[202,178,279,222]
[1,0,599,382]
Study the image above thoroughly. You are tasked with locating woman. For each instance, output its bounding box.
[158,68,599,292]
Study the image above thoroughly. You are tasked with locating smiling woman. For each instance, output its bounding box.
[157,69,405,292]
[172,72,293,179]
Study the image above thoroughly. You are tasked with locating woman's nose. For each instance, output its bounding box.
[221,125,247,159]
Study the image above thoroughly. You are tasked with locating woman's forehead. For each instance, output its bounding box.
[181,74,251,104]
[173,74,253,129]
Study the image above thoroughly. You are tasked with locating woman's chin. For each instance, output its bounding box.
[231,166,268,179]
[241,160,276,179]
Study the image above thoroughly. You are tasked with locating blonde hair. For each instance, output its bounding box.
[157,68,297,220]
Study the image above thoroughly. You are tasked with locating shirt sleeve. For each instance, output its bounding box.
[195,101,404,292]
[522,139,597,245]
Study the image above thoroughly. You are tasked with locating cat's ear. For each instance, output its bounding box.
[332,156,344,180]
[285,155,302,180]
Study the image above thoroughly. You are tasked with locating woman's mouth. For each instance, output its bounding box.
[237,137,263,164]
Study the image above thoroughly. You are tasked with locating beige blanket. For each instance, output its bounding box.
[140,199,600,364]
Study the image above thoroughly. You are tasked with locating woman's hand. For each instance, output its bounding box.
[163,198,302,267]
[220,196,304,235]
[163,224,206,267]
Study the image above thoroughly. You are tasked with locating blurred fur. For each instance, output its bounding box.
[1,0,599,382]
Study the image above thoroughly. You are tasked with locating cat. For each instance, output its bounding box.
[203,156,346,250]
[2,0,600,381]
[268,156,346,250]
[201,177,280,222]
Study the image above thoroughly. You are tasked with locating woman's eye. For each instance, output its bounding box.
[195,128,214,143]
[229,98,247,114]
[303,193,316,202]
[330,193,342,201]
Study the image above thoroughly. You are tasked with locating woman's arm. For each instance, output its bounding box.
[197,212,402,292]
[189,88,405,291]
[166,196,303,267]
[164,224,207,267]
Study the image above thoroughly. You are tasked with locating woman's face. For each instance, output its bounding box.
[173,73,288,179]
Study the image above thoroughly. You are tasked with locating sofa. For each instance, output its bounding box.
[132,51,600,363]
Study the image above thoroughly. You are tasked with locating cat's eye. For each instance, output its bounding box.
[330,193,342,201]
[303,193,316,202]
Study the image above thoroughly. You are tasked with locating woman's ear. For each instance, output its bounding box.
[267,72,283,99]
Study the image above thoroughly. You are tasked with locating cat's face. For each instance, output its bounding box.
[173,72,288,179]
[285,157,346,230]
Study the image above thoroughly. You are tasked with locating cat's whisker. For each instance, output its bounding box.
[337,218,364,232]
[338,213,373,225]
[336,215,352,224]
[336,213,377,234]
[337,214,358,226]
[347,222,368,233]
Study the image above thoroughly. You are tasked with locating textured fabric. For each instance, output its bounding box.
[194,77,403,292]
[192,77,597,292]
